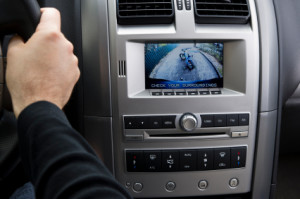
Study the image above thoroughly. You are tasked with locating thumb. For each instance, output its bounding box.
[36,8,61,32]
[8,35,25,55]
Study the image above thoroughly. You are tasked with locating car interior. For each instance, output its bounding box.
[1,0,300,198]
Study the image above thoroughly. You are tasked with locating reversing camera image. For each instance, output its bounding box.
[145,42,224,89]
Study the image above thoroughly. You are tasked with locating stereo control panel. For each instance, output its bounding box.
[124,114,249,129]
[124,113,250,141]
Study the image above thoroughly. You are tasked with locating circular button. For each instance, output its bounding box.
[165,181,176,192]
[180,113,198,131]
[125,182,131,189]
[198,180,208,190]
[229,178,239,188]
[133,182,143,192]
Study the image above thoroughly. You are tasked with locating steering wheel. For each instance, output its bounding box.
[0,0,40,196]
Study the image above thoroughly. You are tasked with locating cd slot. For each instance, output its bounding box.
[124,126,248,141]
[143,129,231,140]
[149,132,226,137]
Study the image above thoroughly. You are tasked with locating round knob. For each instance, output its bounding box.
[180,113,198,131]
[133,182,143,192]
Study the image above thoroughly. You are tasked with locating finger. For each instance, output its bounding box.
[36,8,61,32]
[7,35,25,54]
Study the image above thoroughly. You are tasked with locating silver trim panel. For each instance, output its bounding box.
[107,0,259,197]
[255,0,279,112]
[252,110,277,199]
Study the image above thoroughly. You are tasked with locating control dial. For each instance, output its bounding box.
[180,113,198,132]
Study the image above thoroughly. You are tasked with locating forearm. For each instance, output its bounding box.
[18,101,131,199]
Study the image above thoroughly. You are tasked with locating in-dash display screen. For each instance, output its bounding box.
[145,42,224,89]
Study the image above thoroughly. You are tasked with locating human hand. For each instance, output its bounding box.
[6,8,80,118]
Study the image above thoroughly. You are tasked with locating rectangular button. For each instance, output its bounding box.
[125,134,144,141]
[148,116,162,129]
[201,115,214,127]
[200,91,210,95]
[126,151,143,172]
[214,148,230,169]
[164,92,175,96]
[198,149,214,170]
[135,117,148,129]
[239,114,249,125]
[188,91,198,95]
[124,116,148,129]
[214,115,226,127]
[152,92,162,96]
[162,116,176,128]
[211,91,222,95]
[180,150,197,171]
[232,131,249,138]
[185,0,191,10]
[227,114,239,126]
[231,147,247,168]
[176,91,187,96]
[144,151,162,171]
[177,0,183,10]
[162,151,179,171]
[124,117,138,129]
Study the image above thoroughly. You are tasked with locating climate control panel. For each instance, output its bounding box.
[126,146,247,172]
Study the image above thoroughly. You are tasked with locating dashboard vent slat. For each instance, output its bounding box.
[117,0,174,25]
[118,60,126,78]
[194,0,250,24]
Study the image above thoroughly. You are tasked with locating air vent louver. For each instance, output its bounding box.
[194,0,250,24]
[117,0,174,25]
[118,60,126,77]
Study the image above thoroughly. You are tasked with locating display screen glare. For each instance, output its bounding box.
[145,42,224,89]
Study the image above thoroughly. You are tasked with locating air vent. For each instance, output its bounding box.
[194,0,250,24]
[117,0,174,25]
[118,60,126,77]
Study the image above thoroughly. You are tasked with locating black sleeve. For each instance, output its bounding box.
[17,101,132,199]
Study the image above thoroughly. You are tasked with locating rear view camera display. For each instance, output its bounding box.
[145,42,224,89]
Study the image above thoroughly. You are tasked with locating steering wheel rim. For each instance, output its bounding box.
[0,38,18,166]
[0,41,3,109]
[0,37,27,197]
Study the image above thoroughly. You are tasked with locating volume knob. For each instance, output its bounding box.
[180,113,198,132]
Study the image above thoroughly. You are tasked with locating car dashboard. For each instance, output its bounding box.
[2,0,300,198]
[82,0,276,198]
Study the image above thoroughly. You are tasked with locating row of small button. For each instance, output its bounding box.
[177,0,191,10]
[126,147,246,172]
[124,116,176,129]
[129,178,239,193]
[124,113,249,129]
[151,90,221,96]
[201,114,249,127]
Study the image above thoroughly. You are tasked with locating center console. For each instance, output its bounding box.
[81,0,278,198]
[108,0,259,197]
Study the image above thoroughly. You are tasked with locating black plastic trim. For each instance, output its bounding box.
[117,0,175,25]
[193,0,251,24]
